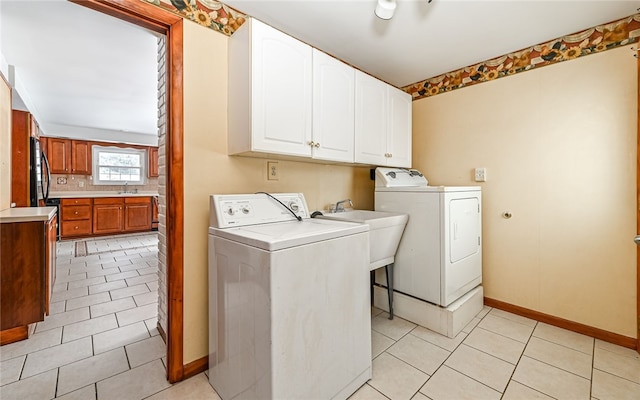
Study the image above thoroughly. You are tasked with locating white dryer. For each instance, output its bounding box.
[208,193,371,400]
[374,168,482,307]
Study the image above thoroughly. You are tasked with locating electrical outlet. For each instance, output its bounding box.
[267,161,279,181]
[474,167,487,182]
[78,181,84,187]
[56,177,67,185]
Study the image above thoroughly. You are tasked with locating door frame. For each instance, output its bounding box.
[71,0,185,382]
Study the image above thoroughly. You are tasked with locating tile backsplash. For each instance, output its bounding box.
[50,174,159,193]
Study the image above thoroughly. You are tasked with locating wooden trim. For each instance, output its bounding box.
[75,0,185,384]
[157,321,167,344]
[166,18,185,383]
[484,297,637,350]
[10,110,30,207]
[183,356,209,380]
[636,46,640,353]
[69,0,180,34]
[0,325,29,346]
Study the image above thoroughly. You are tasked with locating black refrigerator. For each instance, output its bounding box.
[30,136,51,207]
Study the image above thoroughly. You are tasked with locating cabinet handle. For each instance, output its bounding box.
[74,226,79,230]
[308,141,316,147]
[74,211,78,215]
[314,142,320,148]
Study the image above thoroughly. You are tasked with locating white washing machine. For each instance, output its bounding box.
[208,193,371,400]
[374,168,482,307]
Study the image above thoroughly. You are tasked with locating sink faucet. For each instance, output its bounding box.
[124,181,128,193]
[335,199,353,212]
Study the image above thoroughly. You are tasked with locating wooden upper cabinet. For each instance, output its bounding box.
[47,137,71,174]
[71,140,91,175]
[148,147,159,177]
[45,138,91,175]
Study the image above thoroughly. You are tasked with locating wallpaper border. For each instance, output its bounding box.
[142,0,246,35]
[402,14,640,100]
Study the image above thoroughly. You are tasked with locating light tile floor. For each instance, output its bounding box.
[1,232,639,399]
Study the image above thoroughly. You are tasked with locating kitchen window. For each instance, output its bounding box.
[92,145,146,185]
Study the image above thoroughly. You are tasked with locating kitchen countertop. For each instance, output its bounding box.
[49,191,159,199]
[0,206,57,223]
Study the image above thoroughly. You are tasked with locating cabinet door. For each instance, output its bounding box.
[93,199,124,235]
[47,138,71,174]
[45,215,57,316]
[312,49,355,163]
[148,147,159,177]
[71,140,91,175]
[0,221,45,330]
[251,19,312,156]
[124,198,152,232]
[387,87,412,168]
[355,70,388,165]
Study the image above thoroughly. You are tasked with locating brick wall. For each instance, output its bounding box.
[156,35,168,336]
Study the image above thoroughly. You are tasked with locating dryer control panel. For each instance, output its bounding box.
[375,168,429,187]
[210,193,309,228]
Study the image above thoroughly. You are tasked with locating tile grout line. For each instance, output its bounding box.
[410,307,494,399]
[498,319,538,400]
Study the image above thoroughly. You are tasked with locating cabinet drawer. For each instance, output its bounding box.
[61,198,92,206]
[61,220,92,237]
[125,196,151,204]
[93,197,124,206]
[61,205,91,221]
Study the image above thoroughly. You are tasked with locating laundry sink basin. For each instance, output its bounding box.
[317,210,408,270]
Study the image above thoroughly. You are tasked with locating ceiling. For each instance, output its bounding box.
[0,0,159,142]
[1,1,638,143]
[225,0,640,87]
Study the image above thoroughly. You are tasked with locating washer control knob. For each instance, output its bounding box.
[227,207,235,216]
[241,207,250,215]
[289,202,300,212]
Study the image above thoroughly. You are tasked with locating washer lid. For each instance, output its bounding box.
[209,218,368,251]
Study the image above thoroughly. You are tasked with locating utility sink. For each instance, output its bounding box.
[317,210,408,270]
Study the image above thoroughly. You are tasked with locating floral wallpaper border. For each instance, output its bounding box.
[143,0,246,35]
[142,2,639,101]
[403,14,640,100]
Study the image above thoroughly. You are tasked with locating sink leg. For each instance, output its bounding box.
[385,263,394,320]
[370,270,375,306]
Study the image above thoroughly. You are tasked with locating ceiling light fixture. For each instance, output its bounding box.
[375,0,396,20]
[375,0,433,21]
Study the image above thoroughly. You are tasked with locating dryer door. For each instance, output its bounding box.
[449,197,480,263]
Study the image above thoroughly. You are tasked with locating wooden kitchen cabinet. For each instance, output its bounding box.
[45,214,57,316]
[47,137,72,174]
[228,18,313,157]
[46,138,91,175]
[354,70,412,167]
[148,147,159,177]
[124,197,152,232]
[71,140,91,174]
[0,211,57,345]
[93,198,124,235]
[11,110,36,207]
[61,198,93,238]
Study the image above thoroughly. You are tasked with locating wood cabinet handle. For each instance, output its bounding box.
[74,211,78,215]
[74,226,79,230]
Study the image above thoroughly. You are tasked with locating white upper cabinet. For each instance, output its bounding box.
[387,86,412,167]
[228,18,411,167]
[355,70,412,168]
[228,18,312,157]
[354,71,388,166]
[312,49,355,163]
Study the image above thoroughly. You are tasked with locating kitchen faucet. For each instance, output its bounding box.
[124,181,128,193]
[335,199,353,212]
